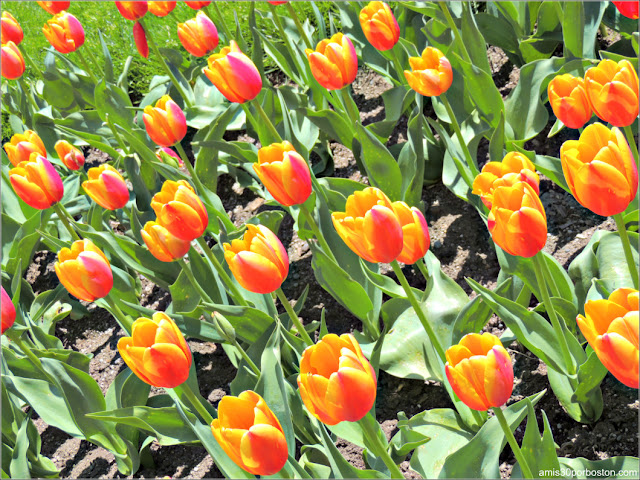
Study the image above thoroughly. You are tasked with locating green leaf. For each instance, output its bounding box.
[354,124,403,201]
[557,456,640,479]
[94,80,134,129]
[515,401,560,478]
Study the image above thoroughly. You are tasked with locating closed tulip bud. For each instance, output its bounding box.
[133,21,149,58]
[211,391,288,476]
[223,224,288,294]
[305,33,358,91]
[332,187,403,264]
[254,142,312,207]
[115,1,148,21]
[118,312,192,388]
[54,140,85,170]
[204,40,262,103]
[155,146,183,167]
[54,239,113,302]
[404,46,453,97]
[359,2,400,51]
[184,1,212,9]
[4,130,46,167]
[584,59,639,127]
[9,155,64,210]
[298,333,377,425]
[211,311,236,344]
[2,12,23,45]
[178,11,218,57]
[148,1,176,16]
[560,123,638,217]
[488,181,547,258]
[445,333,513,411]
[1,41,25,80]
[391,201,430,264]
[37,1,70,15]
[143,95,187,147]
[141,221,191,262]
[1,287,16,335]
[613,1,639,19]
[151,180,208,241]
[82,164,130,210]
[547,74,592,129]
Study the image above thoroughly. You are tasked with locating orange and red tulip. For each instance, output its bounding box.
[391,201,430,265]
[141,221,191,262]
[184,1,212,9]
[359,2,400,51]
[298,333,377,425]
[211,390,288,476]
[547,74,592,129]
[4,130,46,167]
[36,1,70,15]
[268,1,288,5]
[133,21,149,58]
[178,11,218,57]
[43,11,85,54]
[117,312,192,388]
[332,187,403,264]
[148,1,176,16]
[143,95,187,147]
[560,123,638,217]
[1,41,24,80]
[254,142,312,207]
[204,40,262,103]
[115,1,148,21]
[445,332,513,411]
[55,140,85,170]
[584,59,639,127]
[1,287,16,335]
[577,288,638,389]
[1,12,23,45]
[613,1,639,19]
[82,164,130,210]
[223,224,288,294]
[9,155,64,210]
[305,33,358,91]
[404,46,453,97]
[54,239,113,302]
[151,180,208,241]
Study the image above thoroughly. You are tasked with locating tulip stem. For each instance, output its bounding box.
[207,3,234,46]
[175,142,207,195]
[75,49,99,83]
[230,338,261,376]
[253,99,283,145]
[84,45,105,78]
[19,46,43,78]
[440,94,480,177]
[358,413,404,479]
[390,45,406,85]
[179,382,215,425]
[104,114,129,155]
[299,204,337,263]
[613,213,639,290]
[414,258,431,297]
[623,125,639,169]
[18,77,40,112]
[491,407,534,479]
[177,257,213,303]
[103,295,134,334]
[438,1,472,64]
[275,288,314,346]
[285,2,314,50]
[5,330,48,377]
[52,203,81,241]
[339,87,361,125]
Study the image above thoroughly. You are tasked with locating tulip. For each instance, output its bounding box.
[223,224,288,294]
[54,140,85,170]
[331,187,403,264]
[184,1,212,8]
[1,12,23,45]
[1,41,24,80]
[36,1,70,15]
[151,180,208,241]
[4,130,47,167]
[577,288,639,389]
[142,95,187,147]
[405,46,453,97]
[155,146,183,167]
[305,33,358,91]
[445,332,514,411]
[117,312,192,388]
[177,11,218,57]
[613,1,639,19]
[82,164,130,210]
[391,201,430,265]
[115,1,148,21]
[1,287,16,335]
[148,1,176,16]
[297,333,377,425]
[141,221,191,262]
[268,1,288,5]
[9,155,64,210]
[547,74,592,129]
[359,2,400,51]
[584,59,639,127]
[487,181,547,258]
[54,239,113,302]
[560,123,638,217]
[42,11,85,54]
[133,21,149,58]
[211,390,288,476]
[204,40,262,103]
[254,142,312,207]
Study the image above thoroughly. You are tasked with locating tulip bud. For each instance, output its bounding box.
[445,333,514,411]
[211,311,236,344]
[36,1,70,15]
[577,288,638,389]
[391,201,430,265]
[404,46,453,97]
[54,140,85,170]
[1,41,25,80]
[178,11,218,57]
[184,1,212,9]
[155,146,183,167]
[151,180,208,241]
[332,187,403,264]
[143,95,187,147]
[1,286,16,335]
[115,1,148,21]
[117,312,192,388]
[223,224,288,294]
[211,390,288,476]
[141,221,191,262]
[359,2,400,51]
[1,12,23,45]
[560,123,638,217]
[547,74,592,129]
[268,1,288,5]
[613,1,639,19]
[584,59,639,127]
[204,40,262,103]
[42,11,85,54]
[148,1,176,17]
[54,239,113,302]
[305,33,358,91]
[9,154,64,210]
[4,130,47,167]
[254,142,312,207]
[298,333,377,425]
[133,21,149,58]
[82,164,130,210]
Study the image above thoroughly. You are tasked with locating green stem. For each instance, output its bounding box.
[208,2,234,44]
[52,203,81,241]
[389,45,406,85]
[104,113,129,154]
[275,287,314,346]
[84,45,105,77]
[103,294,134,334]
[175,142,207,195]
[179,382,215,425]
[75,49,98,83]
[19,47,43,78]
[195,237,248,307]
[441,94,479,177]
[240,103,260,134]
[339,86,360,125]
[231,338,261,376]
[178,257,212,303]
[5,330,47,376]
[18,77,39,112]
[358,413,404,479]
[414,257,431,300]
[299,203,337,263]
[623,125,639,171]
[492,407,534,479]
[253,99,283,144]
[285,2,314,50]
[613,213,639,289]
[439,1,472,64]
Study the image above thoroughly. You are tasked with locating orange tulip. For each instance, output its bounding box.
[560,123,638,217]
[2,12,23,45]
[4,130,46,167]
[204,40,262,103]
[117,312,192,388]
[613,1,639,19]
[391,201,430,265]
[148,1,176,16]
[584,59,639,127]
[404,46,453,97]
[547,74,592,129]
[54,239,113,302]
[1,41,24,80]
[577,288,638,389]
[298,333,377,425]
[143,95,187,147]
[1,287,16,335]
[54,140,85,170]
[305,33,358,91]
[254,142,312,207]
[9,155,64,210]
[359,2,400,51]
[211,390,288,476]
[43,11,85,54]
[184,1,211,9]
[151,180,208,241]
[223,224,288,294]
[82,164,130,210]
[115,1,148,21]
[141,221,191,262]
[178,11,218,57]
[36,1,70,15]
[268,1,288,4]
[445,332,513,411]
[331,187,403,264]
[133,21,149,58]
[487,181,547,258]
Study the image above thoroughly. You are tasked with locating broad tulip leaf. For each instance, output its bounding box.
[9,417,30,480]
[562,1,605,60]
[514,401,560,478]
[556,456,640,479]
[94,80,135,129]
